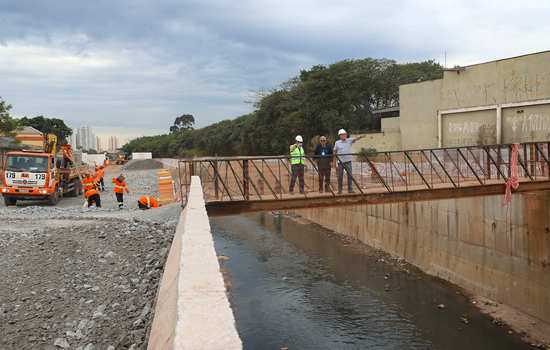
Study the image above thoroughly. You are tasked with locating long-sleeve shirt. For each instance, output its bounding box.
[314,144,333,168]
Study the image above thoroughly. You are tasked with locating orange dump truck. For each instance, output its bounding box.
[1,134,87,206]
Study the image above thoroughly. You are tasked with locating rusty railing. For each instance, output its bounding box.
[177,142,550,207]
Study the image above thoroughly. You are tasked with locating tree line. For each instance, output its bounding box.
[123,58,442,157]
[0,97,73,144]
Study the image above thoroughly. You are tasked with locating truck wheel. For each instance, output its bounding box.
[66,179,79,197]
[47,191,60,205]
[3,196,17,206]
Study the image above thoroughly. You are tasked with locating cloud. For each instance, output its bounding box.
[1,0,550,139]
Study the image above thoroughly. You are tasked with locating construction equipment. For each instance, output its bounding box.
[1,134,88,206]
[115,153,128,165]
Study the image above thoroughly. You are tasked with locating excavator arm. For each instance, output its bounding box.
[44,134,57,156]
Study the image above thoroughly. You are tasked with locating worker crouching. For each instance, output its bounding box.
[82,173,101,208]
[112,174,130,209]
[138,195,160,210]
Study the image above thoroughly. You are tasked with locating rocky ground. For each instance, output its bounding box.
[0,167,181,350]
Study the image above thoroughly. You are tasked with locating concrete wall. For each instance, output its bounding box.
[81,153,107,166]
[353,117,403,152]
[148,177,242,350]
[353,131,402,152]
[292,192,550,327]
[400,79,443,149]
[381,117,401,132]
[441,109,496,147]
[503,103,550,143]
[399,51,550,149]
[133,152,153,160]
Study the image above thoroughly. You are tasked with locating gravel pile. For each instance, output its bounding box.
[123,160,164,171]
[0,169,181,350]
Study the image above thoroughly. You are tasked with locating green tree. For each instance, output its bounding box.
[0,97,18,136]
[122,57,443,157]
[19,116,73,143]
[170,114,195,133]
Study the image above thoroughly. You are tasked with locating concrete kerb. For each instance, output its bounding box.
[148,176,242,350]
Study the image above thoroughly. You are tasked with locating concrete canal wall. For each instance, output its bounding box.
[148,176,242,350]
[292,191,550,329]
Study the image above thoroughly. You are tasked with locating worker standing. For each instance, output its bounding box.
[313,135,333,192]
[95,165,105,192]
[333,129,365,194]
[289,135,305,194]
[137,195,160,210]
[112,174,130,209]
[82,172,101,208]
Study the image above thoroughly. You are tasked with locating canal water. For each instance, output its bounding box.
[211,213,531,350]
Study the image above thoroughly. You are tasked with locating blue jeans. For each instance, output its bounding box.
[337,161,353,192]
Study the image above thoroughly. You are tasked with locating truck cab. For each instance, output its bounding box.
[2,141,85,206]
[2,151,61,205]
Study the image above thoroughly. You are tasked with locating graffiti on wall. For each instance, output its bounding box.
[445,120,496,146]
[448,121,482,134]
[509,113,550,133]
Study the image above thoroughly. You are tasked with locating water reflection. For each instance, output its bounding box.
[211,213,530,350]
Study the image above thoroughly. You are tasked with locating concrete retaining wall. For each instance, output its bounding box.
[292,191,550,326]
[148,176,242,350]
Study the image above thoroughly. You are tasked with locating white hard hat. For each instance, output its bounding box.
[295,135,303,142]
[338,129,347,135]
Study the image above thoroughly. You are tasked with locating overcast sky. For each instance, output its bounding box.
[1,0,549,139]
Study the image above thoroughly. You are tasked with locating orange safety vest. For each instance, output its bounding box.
[82,177,98,198]
[95,168,105,181]
[138,196,159,208]
[112,178,127,193]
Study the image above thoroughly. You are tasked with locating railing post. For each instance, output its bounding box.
[530,144,536,176]
[243,159,250,200]
[213,160,219,199]
[485,149,491,180]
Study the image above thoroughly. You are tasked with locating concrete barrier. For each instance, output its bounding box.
[148,176,242,350]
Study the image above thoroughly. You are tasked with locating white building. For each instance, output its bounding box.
[76,125,96,151]
[108,136,119,152]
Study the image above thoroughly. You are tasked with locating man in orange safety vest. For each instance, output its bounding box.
[137,195,160,210]
[82,172,101,208]
[95,165,105,192]
[112,174,130,209]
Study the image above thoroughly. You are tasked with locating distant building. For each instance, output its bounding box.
[76,125,96,151]
[354,50,550,152]
[96,136,102,152]
[15,126,44,148]
[108,136,119,152]
[69,133,77,149]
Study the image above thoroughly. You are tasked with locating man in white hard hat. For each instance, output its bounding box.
[289,135,306,194]
[333,129,365,194]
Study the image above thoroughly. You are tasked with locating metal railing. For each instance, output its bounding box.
[177,141,550,206]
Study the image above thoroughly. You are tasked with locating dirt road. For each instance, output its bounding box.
[0,167,180,350]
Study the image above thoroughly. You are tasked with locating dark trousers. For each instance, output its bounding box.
[116,192,124,208]
[318,167,331,191]
[99,178,105,191]
[289,164,305,193]
[88,194,101,208]
[337,161,353,193]
[138,201,149,210]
